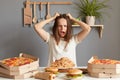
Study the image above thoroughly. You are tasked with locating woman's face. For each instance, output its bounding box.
[57,18,67,38]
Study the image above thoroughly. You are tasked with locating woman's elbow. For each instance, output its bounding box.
[34,24,39,31]
[34,24,37,29]
[87,25,91,33]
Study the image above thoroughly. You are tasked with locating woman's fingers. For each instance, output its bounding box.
[66,13,72,19]
[54,12,60,17]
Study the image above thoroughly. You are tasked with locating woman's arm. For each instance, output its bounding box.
[67,13,91,42]
[34,13,59,41]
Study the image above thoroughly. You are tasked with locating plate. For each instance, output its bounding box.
[63,76,83,80]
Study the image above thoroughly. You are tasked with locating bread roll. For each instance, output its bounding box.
[34,72,56,80]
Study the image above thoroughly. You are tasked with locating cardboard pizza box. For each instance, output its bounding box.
[88,72,120,78]
[0,65,39,76]
[87,56,120,74]
[88,66,120,74]
[0,69,39,79]
[0,53,39,75]
[88,56,120,69]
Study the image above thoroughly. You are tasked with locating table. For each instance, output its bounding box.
[0,67,120,80]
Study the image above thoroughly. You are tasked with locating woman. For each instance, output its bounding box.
[34,13,91,67]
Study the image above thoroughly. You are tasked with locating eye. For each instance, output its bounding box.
[64,25,67,27]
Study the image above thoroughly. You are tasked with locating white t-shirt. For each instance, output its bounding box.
[46,33,81,67]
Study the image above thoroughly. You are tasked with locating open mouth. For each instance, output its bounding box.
[59,31,66,37]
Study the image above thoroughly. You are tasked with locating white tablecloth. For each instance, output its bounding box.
[0,74,120,80]
[0,67,120,80]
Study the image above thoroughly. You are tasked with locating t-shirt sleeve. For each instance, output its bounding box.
[45,32,50,43]
[74,34,82,44]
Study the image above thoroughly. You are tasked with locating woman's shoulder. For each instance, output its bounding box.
[45,33,54,43]
[48,34,55,41]
[71,35,77,40]
[70,35,80,44]
[50,34,54,38]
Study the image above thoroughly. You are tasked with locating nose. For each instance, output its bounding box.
[61,26,64,30]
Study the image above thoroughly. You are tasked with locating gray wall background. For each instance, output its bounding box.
[0,0,120,67]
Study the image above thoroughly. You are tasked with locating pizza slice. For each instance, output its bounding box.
[1,57,34,67]
[92,59,120,64]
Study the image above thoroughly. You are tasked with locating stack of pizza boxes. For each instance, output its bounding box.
[0,53,39,79]
[87,56,120,78]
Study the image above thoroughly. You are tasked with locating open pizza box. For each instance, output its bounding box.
[87,56,120,78]
[0,53,39,76]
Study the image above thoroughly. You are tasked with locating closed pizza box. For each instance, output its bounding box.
[0,53,39,75]
[0,65,39,76]
[88,66,120,74]
[88,72,120,78]
[0,69,39,79]
[87,56,120,75]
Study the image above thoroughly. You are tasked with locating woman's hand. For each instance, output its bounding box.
[54,12,60,19]
[66,13,73,20]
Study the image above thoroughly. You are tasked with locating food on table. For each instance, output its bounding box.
[1,57,34,67]
[58,68,73,73]
[34,72,56,80]
[91,59,120,64]
[50,57,75,68]
[66,68,83,79]
[45,67,58,74]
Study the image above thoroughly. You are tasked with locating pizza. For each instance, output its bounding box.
[92,59,120,64]
[1,57,34,67]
